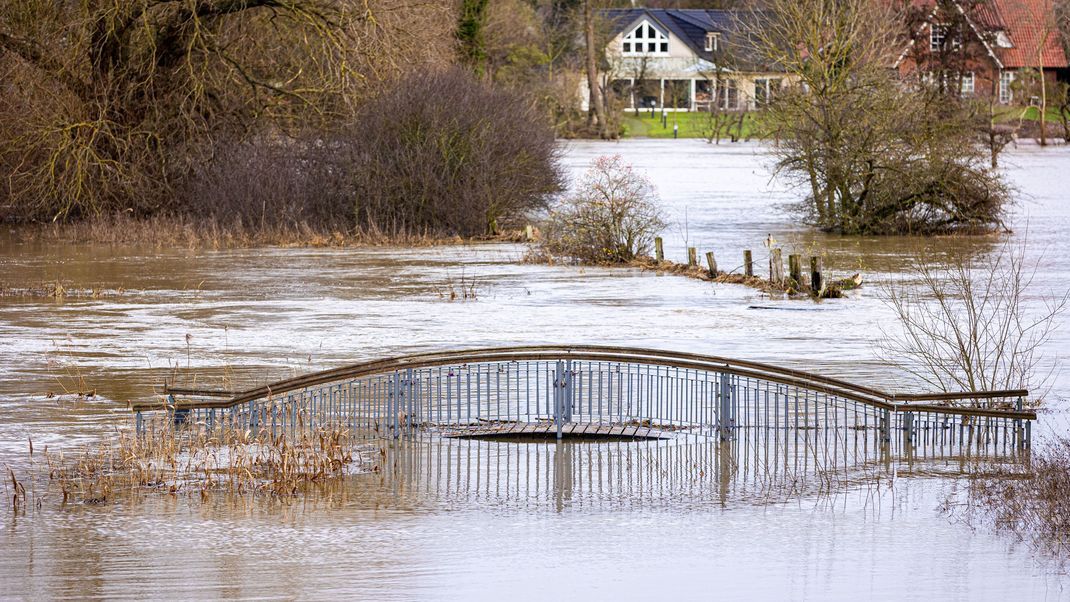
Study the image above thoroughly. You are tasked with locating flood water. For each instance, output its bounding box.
[2,140,1069,599]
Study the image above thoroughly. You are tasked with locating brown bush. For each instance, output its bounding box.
[173,68,564,239]
[337,67,565,236]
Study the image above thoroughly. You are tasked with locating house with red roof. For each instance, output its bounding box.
[896,0,1068,103]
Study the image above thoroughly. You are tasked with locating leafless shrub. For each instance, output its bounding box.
[337,67,565,237]
[878,239,1068,399]
[178,137,352,232]
[956,437,1070,560]
[538,155,666,264]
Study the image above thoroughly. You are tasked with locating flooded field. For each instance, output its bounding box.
[2,140,1069,599]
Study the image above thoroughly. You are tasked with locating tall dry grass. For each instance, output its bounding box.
[4,421,374,514]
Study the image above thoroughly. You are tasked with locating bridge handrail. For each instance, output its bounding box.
[131,345,1033,420]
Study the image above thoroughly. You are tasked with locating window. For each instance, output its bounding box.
[960,72,975,96]
[754,78,781,106]
[930,24,960,53]
[999,71,1015,104]
[930,25,946,52]
[716,78,738,110]
[622,20,670,56]
[705,32,720,52]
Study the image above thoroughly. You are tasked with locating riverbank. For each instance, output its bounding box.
[3,214,532,248]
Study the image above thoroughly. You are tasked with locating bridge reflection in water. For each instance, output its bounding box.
[369,430,1021,511]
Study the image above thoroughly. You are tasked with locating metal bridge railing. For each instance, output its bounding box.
[131,346,1035,449]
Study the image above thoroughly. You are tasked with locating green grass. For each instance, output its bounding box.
[620,111,766,140]
[992,105,1066,123]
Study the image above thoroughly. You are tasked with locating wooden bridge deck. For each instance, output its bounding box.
[443,421,671,440]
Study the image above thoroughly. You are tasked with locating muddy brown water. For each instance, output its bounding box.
[1,141,1068,599]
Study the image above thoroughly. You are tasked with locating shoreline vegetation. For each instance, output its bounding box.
[1,214,534,249]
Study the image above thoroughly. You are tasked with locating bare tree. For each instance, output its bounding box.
[744,0,1011,234]
[0,0,455,222]
[583,0,608,137]
[879,239,1068,399]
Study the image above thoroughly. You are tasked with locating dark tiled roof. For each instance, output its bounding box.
[601,9,767,70]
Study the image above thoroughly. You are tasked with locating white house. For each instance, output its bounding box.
[581,9,787,113]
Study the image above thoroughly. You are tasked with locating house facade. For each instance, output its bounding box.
[581,9,787,113]
[895,0,1069,103]
[583,3,1068,114]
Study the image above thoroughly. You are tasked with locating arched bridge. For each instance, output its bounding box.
[132,346,1035,449]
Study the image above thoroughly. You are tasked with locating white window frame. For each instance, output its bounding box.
[622,20,670,57]
[930,24,947,52]
[999,71,1015,104]
[716,78,739,111]
[960,71,975,96]
[704,32,720,52]
[929,24,960,53]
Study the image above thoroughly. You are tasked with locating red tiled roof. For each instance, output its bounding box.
[907,0,1068,68]
[990,0,1068,68]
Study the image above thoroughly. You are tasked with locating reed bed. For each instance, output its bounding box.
[5,214,531,249]
[5,420,375,513]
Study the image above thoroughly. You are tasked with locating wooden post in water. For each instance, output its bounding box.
[524,225,534,241]
[705,251,718,276]
[810,256,823,293]
[654,237,664,263]
[788,254,802,287]
[769,248,784,286]
[743,250,753,277]
[688,247,698,267]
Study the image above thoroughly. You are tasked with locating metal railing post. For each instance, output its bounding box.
[554,360,566,439]
[719,370,733,441]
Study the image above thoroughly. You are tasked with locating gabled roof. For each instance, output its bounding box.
[907,0,1068,69]
[990,0,1067,68]
[601,9,766,69]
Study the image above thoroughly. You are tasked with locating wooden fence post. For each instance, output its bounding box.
[810,256,823,293]
[705,251,718,276]
[770,248,784,286]
[655,237,664,263]
[743,250,753,277]
[688,247,698,267]
[788,254,802,287]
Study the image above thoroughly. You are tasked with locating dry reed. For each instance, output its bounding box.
[5,214,533,249]
[8,420,376,510]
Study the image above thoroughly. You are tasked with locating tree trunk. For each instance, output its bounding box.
[584,0,606,136]
[1040,69,1048,146]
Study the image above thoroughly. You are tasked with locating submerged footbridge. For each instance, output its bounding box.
[132,346,1036,449]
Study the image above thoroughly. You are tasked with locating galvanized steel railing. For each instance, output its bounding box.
[131,346,1035,448]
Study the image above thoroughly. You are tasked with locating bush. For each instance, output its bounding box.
[178,138,350,232]
[337,67,565,236]
[540,155,666,263]
[174,68,564,239]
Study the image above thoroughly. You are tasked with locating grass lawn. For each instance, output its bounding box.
[992,105,1066,123]
[619,104,1068,139]
[621,111,766,140]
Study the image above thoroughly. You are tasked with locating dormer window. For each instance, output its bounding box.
[705,32,720,52]
[622,20,669,56]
